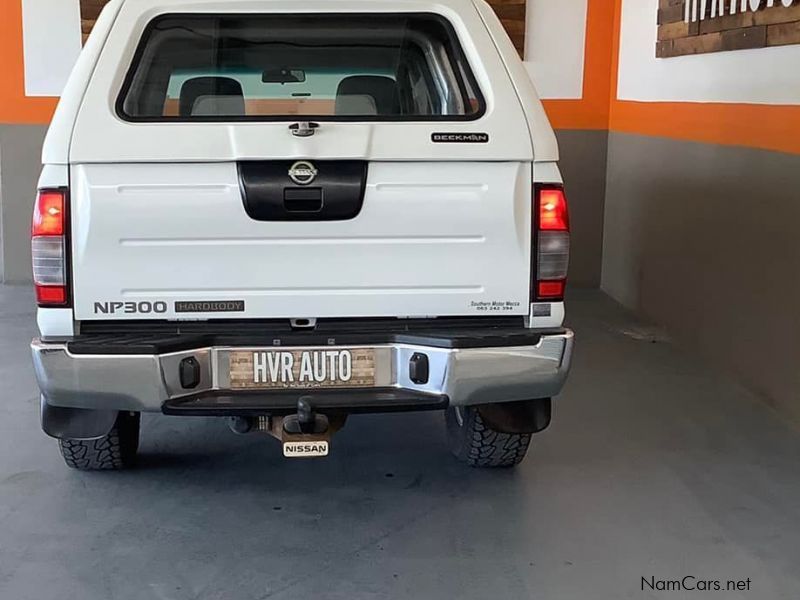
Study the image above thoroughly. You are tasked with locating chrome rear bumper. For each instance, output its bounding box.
[31,330,573,413]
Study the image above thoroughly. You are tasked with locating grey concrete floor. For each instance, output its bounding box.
[0,285,798,600]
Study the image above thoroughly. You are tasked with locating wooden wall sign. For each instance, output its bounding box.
[487,0,527,57]
[80,0,526,57]
[658,0,800,57]
[79,0,107,44]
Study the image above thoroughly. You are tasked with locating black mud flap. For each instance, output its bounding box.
[40,396,118,440]
[477,398,552,434]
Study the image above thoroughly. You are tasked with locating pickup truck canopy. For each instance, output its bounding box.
[44,0,557,164]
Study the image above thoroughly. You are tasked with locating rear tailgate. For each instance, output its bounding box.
[68,1,535,322]
[71,160,531,320]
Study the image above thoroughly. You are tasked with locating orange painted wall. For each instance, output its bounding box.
[2,0,798,154]
[3,0,615,128]
[608,101,800,156]
[0,0,59,125]
[606,0,799,155]
[547,0,800,155]
[541,0,616,131]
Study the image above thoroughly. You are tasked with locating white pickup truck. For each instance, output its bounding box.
[30,0,573,470]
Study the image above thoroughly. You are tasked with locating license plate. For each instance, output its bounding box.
[229,348,375,389]
[283,440,329,458]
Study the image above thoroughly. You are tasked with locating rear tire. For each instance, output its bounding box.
[446,406,531,468]
[58,411,140,470]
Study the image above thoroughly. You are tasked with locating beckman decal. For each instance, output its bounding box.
[431,133,490,144]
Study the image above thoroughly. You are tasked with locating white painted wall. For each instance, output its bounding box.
[524,0,588,99]
[21,0,83,97]
[618,0,800,104]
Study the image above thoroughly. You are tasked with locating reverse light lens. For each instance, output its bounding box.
[32,190,65,236]
[32,237,66,285]
[537,231,570,280]
[539,188,569,231]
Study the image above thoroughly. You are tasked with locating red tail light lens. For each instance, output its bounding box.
[33,191,65,236]
[534,184,570,302]
[32,189,69,307]
[35,285,67,305]
[539,188,569,231]
[537,280,566,299]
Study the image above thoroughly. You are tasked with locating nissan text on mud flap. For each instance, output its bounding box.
[30,0,574,470]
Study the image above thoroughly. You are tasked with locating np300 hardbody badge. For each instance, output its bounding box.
[31,0,573,471]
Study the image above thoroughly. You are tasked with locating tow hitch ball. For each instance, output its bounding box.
[227,398,338,458]
[283,398,329,434]
[280,398,333,458]
[227,398,329,436]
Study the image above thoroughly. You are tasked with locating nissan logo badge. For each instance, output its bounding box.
[288,161,318,186]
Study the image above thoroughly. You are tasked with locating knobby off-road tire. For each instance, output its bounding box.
[58,412,141,470]
[446,406,531,468]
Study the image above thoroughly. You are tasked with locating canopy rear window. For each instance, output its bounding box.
[117,13,485,122]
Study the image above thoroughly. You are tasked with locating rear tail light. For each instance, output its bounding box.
[538,188,569,231]
[533,185,570,302]
[32,189,69,307]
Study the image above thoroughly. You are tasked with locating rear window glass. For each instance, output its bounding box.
[118,14,485,122]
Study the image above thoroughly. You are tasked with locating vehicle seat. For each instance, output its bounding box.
[179,76,246,117]
[335,75,400,116]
